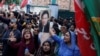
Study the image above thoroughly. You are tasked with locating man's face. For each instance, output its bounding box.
[42,14,49,26]
[61,26,67,34]
[9,22,16,28]
[34,27,39,35]
[26,23,32,29]
[70,25,75,31]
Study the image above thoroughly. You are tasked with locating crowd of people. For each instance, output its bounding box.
[0,10,81,56]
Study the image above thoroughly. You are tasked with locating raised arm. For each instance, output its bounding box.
[10,41,20,49]
[0,16,10,25]
[8,36,20,49]
[50,28,62,44]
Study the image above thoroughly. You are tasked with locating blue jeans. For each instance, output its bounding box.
[26,4,30,13]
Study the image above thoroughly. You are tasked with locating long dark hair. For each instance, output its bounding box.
[68,31,71,43]
[36,41,54,56]
[42,41,52,53]
[64,31,72,44]
[19,31,35,55]
[53,23,60,35]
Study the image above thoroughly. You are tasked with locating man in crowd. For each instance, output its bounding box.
[2,19,21,56]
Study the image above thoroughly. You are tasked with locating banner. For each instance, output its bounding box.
[39,10,51,45]
[74,0,96,56]
[83,0,100,56]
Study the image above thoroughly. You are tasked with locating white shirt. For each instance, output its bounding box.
[27,0,33,5]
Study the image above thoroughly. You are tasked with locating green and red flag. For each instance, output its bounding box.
[83,0,100,56]
[74,0,96,56]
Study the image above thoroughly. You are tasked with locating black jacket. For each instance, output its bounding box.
[2,29,21,56]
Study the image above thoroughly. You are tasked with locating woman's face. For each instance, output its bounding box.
[24,32,31,40]
[42,42,51,52]
[41,14,49,26]
[64,32,71,43]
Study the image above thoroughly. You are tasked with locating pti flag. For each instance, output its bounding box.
[20,0,28,8]
[83,0,100,56]
[74,0,96,56]
[0,0,5,7]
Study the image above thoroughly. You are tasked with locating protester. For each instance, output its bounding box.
[60,26,68,39]
[50,28,81,56]
[0,11,23,31]
[69,24,75,32]
[69,24,77,45]
[2,19,21,56]
[33,26,40,51]
[9,31,36,56]
[0,8,81,56]
[22,19,34,36]
[63,19,69,29]
[35,41,55,56]
[0,21,7,39]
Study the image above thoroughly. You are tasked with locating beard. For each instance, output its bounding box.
[9,26,14,29]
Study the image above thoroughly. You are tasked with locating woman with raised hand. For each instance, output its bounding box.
[49,28,81,56]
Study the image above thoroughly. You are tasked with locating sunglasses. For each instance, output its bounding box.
[10,22,14,24]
